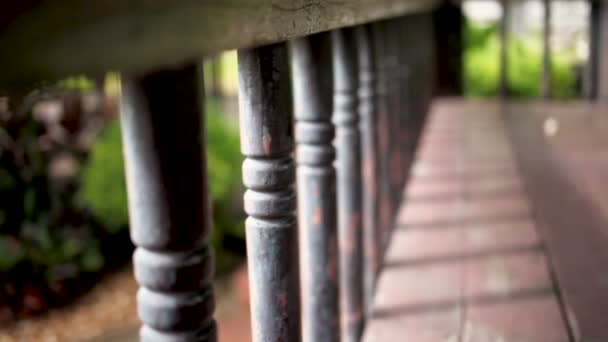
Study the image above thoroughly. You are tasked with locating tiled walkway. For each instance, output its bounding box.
[364,101,570,341]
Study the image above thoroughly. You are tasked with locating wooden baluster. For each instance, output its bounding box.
[291,33,340,342]
[596,1,608,100]
[332,28,365,342]
[396,18,414,189]
[356,25,381,316]
[542,0,552,99]
[433,0,464,96]
[237,43,301,342]
[120,64,217,341]
[586,0,601,100]
[403,13,435,130]
[384,20,402,225]
[371,22,392,250]
[500,0,510,97]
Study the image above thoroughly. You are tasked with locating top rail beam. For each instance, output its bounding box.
[0,0,439,88]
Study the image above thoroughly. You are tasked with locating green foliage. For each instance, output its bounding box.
[79,122,128,233]
[464,21,579,98]
[79,100,245,273]
[465,20,498,51]
[0,94,120,318]
[0,237,25,271]
[59,76,96,93]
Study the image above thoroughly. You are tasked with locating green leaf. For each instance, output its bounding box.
[80,246,104,272]
[61,238,84,259]
[0,236,25,271]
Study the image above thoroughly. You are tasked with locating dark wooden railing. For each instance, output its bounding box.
[0,1,600,341]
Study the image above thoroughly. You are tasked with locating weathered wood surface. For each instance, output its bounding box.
[0,0,439,88]
[371,22,392,251]
[355,25,381,316]
[291,32,340,342]
[500,0,510,97]
[593,0,608,101]
[542,0,552,99]
[585,0,601,100]
[120,64,217,341]
[237,43,301,342]
[332,27,365,342]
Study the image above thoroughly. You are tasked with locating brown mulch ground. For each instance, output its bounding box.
[0,265,139,342]
[0,265,252,342]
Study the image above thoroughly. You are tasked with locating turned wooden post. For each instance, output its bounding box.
[332,28,365,342]
[586,0,601,100]
[120,64,217,341]
[371,22,392,250]
[542,0,552,99]
[395,17,414,185]
[384,20,403,223]
[499,0,510,97]
[237,43,301,342]
[433,0,464,96]
[588,0,608,101]
[291,33,340,342]
[356,25,381,316]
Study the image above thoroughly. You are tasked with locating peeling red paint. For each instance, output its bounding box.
[262,134,272,155]
[312,207,323,226]
[342,213,361,254]
[277,292,288,310]
[343,308,364,325]
[326,235,339,283]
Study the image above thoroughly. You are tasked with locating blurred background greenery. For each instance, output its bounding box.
[464,20,580,98]
[0,64,245,321]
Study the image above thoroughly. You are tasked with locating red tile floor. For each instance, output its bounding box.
[363,101,570,342]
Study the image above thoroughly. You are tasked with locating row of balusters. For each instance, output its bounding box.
[120,14,434,342]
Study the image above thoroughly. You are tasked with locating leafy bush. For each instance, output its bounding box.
[0,93,124,320]
[79,100,245,273]
[464,21,579,98]
[79,122,127,233]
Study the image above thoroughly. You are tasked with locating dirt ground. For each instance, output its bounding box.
[0,265,251,342]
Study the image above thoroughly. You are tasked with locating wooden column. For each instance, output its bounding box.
[210,55,223,99]
[332,28,365,342]
[586,0,601,100]
[542,0,552,99]
[371,22,392,250]
[433,0,464,96]
[385,19,403,225]
[237,43,301,342]
[120,64,217,341]
[396,17,414,180]
[291,33,340,342]
[356,25,381,316]
[500,0,510,97]
[591,0,608,101]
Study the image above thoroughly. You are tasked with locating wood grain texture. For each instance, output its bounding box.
[0,0,439,88]
[120,64,217,341]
